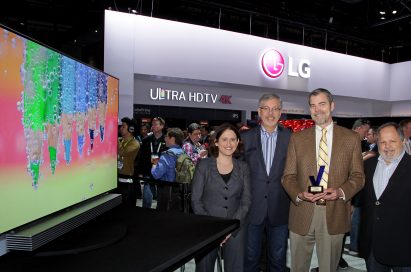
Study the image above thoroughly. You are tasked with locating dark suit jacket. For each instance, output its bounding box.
[360,154,411,266]
[241,125,291,226]
[137,134,167,177]
[191,157,251,234]
[369,143,378,153]
[282,125,364,235]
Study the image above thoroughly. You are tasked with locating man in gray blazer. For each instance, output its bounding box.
[242,93,291,272]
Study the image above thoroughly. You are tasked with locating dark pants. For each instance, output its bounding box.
[156,184,182,212]
[366,250,411,272]
[195,226,246,272]
[245,219,288,272]
[350,207,361,252]
[117,180,136,206]
[134,178,142,199]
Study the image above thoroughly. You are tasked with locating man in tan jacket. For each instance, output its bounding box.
[118,117,140,206]
[282,88,364,272]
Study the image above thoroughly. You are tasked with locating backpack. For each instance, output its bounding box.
[165,150,196,183]
[175,153,195,184]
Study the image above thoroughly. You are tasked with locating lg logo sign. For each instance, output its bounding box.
[261,49,284,78]
[261,49,311,79]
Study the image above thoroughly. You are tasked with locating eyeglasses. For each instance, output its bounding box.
[259,106,282,113]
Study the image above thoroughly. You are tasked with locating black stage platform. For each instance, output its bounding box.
[0,206,239,272]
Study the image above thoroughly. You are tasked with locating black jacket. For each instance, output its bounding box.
[360,154,411,266]
[137,134,167,177]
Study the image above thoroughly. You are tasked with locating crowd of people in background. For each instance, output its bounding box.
[116,89,411,272]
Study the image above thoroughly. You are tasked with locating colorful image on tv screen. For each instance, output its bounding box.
[0,26,119,233]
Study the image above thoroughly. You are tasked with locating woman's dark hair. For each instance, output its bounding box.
[209,123,242,158]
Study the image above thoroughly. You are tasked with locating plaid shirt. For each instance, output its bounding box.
[182,141,201,165]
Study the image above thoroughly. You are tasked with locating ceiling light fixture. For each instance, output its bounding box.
[379,11,386,15]
[131,9,137,14]
[392,10,397,14]
[380,16,386,20]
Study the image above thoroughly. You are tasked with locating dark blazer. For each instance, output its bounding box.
[282,125,364,235]
[369,143,378,153]
[241,125,291,226]
[191,157,252,234]
[137,134,167,177]
[360,153,411,266]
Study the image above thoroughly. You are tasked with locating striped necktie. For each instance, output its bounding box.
[318,128,329,188]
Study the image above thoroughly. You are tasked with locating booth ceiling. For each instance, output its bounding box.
[2,0,411,69]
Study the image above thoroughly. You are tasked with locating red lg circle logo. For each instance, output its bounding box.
[261,49,285,79]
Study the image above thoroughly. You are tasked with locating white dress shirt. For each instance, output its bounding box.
[373,150,405,199]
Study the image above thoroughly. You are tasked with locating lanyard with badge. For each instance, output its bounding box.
[117,137,134,170]
[150,141,162,165]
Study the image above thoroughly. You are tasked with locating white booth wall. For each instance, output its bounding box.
[390,62,411,116]
[104,10,410,119]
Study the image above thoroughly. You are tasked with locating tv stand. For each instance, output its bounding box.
[5,194,121,254]
[0,206,239,272]
[35,219,127,256]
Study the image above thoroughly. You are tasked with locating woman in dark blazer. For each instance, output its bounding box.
[191,123,251,272]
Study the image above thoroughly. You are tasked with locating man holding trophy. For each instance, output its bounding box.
[282,88,365,272]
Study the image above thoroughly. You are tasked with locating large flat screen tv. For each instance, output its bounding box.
[0,25,119,234]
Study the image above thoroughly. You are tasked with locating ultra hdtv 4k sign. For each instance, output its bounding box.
[261,49,311,79]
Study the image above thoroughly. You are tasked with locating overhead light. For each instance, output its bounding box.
[380,16,386,20]
[379,11,386,15]
[94,30,98,33]
[20,22,24,26]
[329,17,334,24]
[131,9,137,14]
[74,39,77,43]
[392,10,397,14]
